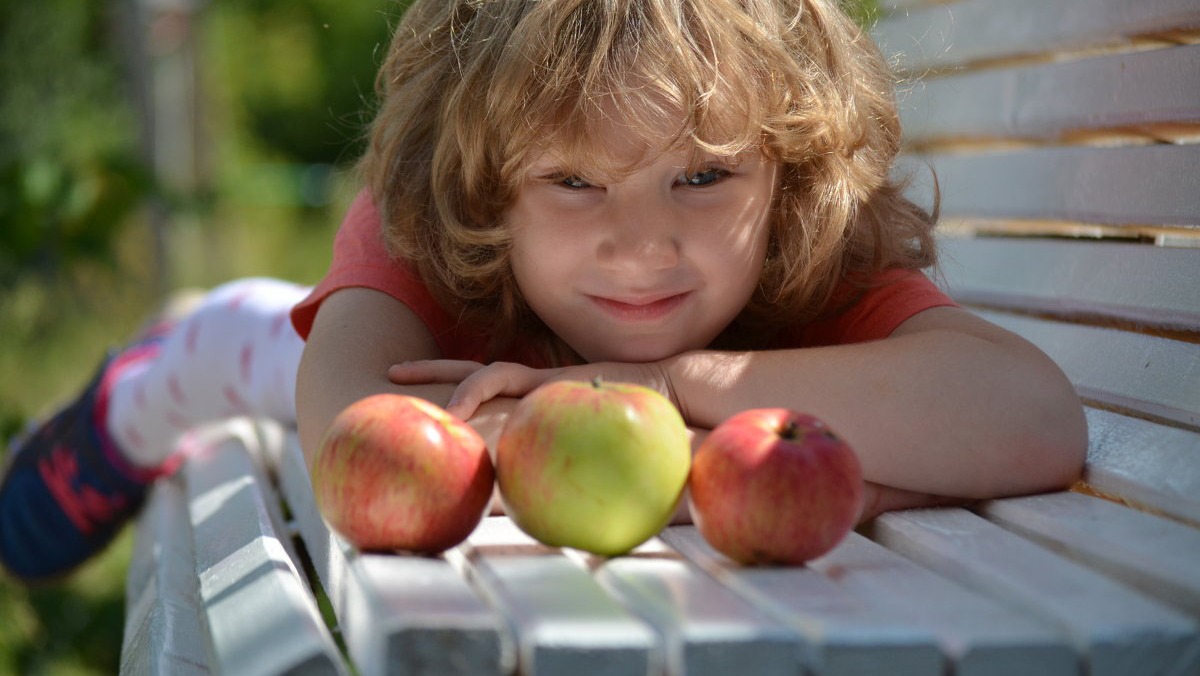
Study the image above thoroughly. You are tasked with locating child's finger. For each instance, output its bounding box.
[387,359,483,384]
[445,362,554,419]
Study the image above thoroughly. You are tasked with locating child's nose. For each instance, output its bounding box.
[596,207,681,271]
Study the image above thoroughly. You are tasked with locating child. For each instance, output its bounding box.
[0,0,1087,582]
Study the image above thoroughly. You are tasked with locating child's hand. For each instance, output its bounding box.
[388,360,678,420]
[388,360,538,419]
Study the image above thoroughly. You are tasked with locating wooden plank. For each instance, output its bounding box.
[1082,407,1200,527]
[898,144,1200,228]
[936,237,1200,331]
[269,427,512,676]
[935,217,1200,247]
[660,527,943,676]
[121,476,212,675]
[806,534,1076,676]
[254,422,348,607]
[462,517,660,676]
[870,507,1199,676]
[578,538,804,675]
[662,526,1075,676]
[873,0,1200,72]
[241,422,306,577]
[973,310,1200,429]
[980,492,1200,617]
[184,420,347,676]
[899,45,1200,144]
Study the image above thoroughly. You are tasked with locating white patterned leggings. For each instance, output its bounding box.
[107,278,310,469]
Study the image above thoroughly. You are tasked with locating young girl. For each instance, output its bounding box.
[1,0,1087,582]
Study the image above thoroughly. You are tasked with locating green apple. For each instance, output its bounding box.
[496,379,690,556]
[312,394,494,554]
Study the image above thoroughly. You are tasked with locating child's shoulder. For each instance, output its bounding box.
[779,268,956,348]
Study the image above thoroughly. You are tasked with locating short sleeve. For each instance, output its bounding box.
[290,190,455,343]
[778,269,958,348]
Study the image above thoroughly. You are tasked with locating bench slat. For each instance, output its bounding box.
[121,476,212,675]
[583,538,804,676]
[662,526,1076,676]
[980,493,1200,617]
[808,534,1076,676]
[973,309,1200,430]
[269,428,512,676]
[185,421,347,676]
[899,144,1200,228]
[874,0,1200,72]
[937,238,1200,331]
[1082,407,1200,526]
[463,517,660,675]
[660,526,944,676]
[870,507,1199,676]
[899,45,1200,144]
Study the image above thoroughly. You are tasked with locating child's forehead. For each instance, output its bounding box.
[518,93,758,171]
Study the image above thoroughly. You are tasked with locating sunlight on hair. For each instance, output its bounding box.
[361,0,939,363]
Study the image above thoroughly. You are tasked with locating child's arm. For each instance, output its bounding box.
[669,306,1088,501]
[294,287,517,467]
[400,306,1087,505]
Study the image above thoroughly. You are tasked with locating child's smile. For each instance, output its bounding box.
[587,291,692,324]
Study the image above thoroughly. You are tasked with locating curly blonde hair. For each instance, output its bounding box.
[360,0,937,364]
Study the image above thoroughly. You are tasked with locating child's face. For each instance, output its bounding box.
[506,116,777,363]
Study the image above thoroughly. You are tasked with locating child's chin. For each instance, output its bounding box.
[580,339,693,365]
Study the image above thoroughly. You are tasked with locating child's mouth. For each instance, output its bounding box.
[589,292,689,322]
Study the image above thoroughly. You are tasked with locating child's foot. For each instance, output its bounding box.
[0,344,171,583]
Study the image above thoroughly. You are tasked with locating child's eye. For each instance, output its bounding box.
[560,175,592,189]
[680,167,729,186]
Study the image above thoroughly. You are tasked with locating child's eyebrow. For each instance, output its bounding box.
[522,158,575,178]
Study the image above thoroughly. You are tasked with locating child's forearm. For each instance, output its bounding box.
[664,311,1087,501]
[437,380,977,526]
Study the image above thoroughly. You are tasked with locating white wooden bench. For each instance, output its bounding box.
[120,1,1200,674]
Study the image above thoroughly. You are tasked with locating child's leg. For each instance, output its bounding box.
[107,277,308,468]
[0,277,309,582]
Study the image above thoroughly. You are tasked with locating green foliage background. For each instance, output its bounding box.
[0,1,399,672]
[0,0,876,672]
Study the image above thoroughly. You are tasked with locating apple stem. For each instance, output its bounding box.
[591,376,603,389]
[781,420,799,441]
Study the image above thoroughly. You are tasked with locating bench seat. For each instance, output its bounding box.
[120,420,1200,675]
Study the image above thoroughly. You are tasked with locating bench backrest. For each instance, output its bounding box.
[873,0,1200,525]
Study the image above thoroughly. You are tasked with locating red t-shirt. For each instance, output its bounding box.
[291,191,956,361]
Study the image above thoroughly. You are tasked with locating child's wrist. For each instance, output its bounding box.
[662,349,747,429]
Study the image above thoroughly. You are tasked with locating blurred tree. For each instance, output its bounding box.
[0,1,152,287]
[231,0,399,165]
[202,0,401,202]
[845,0,880,27]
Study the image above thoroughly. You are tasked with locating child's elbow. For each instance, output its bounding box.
[1020,380,1088,494]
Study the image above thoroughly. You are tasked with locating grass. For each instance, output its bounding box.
[0,179,355,673]
[0,260,155,675]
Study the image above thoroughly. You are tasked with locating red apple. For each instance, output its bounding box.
[689,409,864,565]
[497,379,691,556]
[312,394,494,554]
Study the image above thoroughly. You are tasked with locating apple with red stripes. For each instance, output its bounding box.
[312,394,494,553]
[689,409,864,565]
